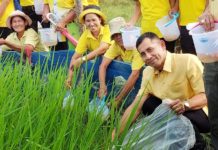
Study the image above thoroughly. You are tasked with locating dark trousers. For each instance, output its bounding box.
[142,96,210,149]
[161,38,176,53]
[204,62,218,150]
[22,5,50,32]
[0,27,12,38]
[180,26,196,55]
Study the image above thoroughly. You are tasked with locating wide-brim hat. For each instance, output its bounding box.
[6,10,32,29]
[79,8,106,24]
[109,17,126,38]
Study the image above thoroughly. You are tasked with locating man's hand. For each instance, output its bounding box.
[0,38,6,45]
[65,78,72,89]
[199,10,215,31]
[169,99,185,115]
[56,21,67,32]
[98,86,107,99]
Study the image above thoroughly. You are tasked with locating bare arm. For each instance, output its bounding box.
[42,4,50,23]
[169,0,179,17]
[0,0,10,18]
[127,0,141,26]
[0,38,34,53]
[112,94,149,140]
[98,57,112,98]
[115,69,141,103]
[83,42,110,61]
[57,10,77,30]
[169,92,207,114]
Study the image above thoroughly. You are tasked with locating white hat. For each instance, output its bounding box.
[109,17,126,38]
[6,10,32,29]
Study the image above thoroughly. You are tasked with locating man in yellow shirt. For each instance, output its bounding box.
[20,0,49,32]
[112,32,209,149]
[0,0,14,38]
[98,17,144,107]
[127,0,177,53]
[199,0,218,149]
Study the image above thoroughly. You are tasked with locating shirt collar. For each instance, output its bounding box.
[154,51,172,74]
[12,31,27,40]
[87,26,104,39]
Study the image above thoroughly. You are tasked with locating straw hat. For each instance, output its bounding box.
[6,10,32,29]
[79,6,106,24]
[109,17,126,38]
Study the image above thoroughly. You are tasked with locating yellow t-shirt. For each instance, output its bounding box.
[209,0,218,20]
[75,25,111,54]
[20,0,33,6]
[179,0,206,26]
[137,52,208,114]
[44,0,88,9]
[104,42,144,70]
[0,0,14,27]
[87,0,99,6]
[1,28,49,52]
[138,0,171,38]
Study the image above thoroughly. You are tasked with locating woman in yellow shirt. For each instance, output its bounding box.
[0,10,48,63]
[65,5,111,88]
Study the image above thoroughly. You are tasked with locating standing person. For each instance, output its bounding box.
[0,10,48,63]
[65,5,111,89]
[20,0,50,32]
[127,0,178,53]
[0,0,14,38]
[178,0,207,55]
[98,17,144,107]
[199,0,218,149]
[112,32,210,150]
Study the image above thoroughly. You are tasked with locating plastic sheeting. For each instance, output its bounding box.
[122,102,196,150]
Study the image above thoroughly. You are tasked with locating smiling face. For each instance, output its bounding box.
[112,33,124,47]
[11,16,27,33]
[137,38,167,70]
[84,13,102,34]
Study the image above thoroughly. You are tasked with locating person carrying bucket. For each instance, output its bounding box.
[112,32,210,150]
[0,10,49,63]
[198,0,218,149]
[65,5,111,89]
[98,17,144,108]
[127,0,177,53]
[177,0,207,55]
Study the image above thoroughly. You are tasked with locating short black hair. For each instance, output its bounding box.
[136,32,159,49]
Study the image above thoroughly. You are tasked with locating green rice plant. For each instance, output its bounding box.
[0,56,143,149]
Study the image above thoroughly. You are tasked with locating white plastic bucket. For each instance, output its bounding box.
[120,27,141,50]
[34,0,44,15]
[38,28,58,47]
[189,23,218,63]
[156,16,180,41]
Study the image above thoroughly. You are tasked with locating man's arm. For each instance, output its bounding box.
[115,69,141,105]
[98,57,113,98]
[112,94,149,141]
[127,0,141,26]
[169,0,179,17]
[199,0,214,31]
[0,0,10,18]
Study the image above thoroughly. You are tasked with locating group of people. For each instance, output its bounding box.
[0,0,218,149]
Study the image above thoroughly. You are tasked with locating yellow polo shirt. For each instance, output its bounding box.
[137,52,207,114]
[20,0,33,6]
[75,25,111,54]
[104,42,144,70]
[0,0,14,27]
[179,0,206,26]
[209,0,218,20]
[138,0,171,37]
[1,28,49,52]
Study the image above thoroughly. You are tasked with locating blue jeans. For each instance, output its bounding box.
[204,62,218,149]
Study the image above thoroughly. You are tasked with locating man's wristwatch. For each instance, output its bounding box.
[184,100,190,111]
[82,56,87,62]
